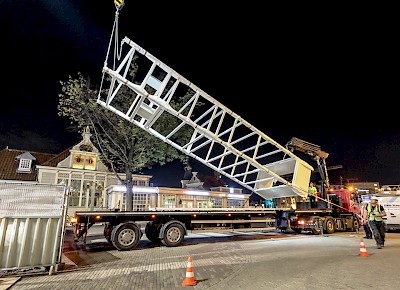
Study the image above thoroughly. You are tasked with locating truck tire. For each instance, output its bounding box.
[111,222,142,251]
[161,222,185,247]
[323,217,335,234]
[145,222,161,243]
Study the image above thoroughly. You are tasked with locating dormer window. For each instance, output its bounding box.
[16,152,36,173]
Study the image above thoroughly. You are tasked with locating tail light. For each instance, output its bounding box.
[69,216,78,225]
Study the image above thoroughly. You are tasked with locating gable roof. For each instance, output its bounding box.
[16,152,36,161]
[42,147,72,167]
[0,147,59,181]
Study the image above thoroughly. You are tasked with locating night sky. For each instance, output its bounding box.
[1,1,398,187]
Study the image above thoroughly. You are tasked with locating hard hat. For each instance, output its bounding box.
[371,196,379,200]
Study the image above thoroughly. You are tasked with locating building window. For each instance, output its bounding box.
[211,197,223,208]
[228,199,245,208]
[82,181,102,208]
[180,195,194,208]
[18,159,32,172]
[132,193,149,211]
[57,178,68,186]
[79,144,93,152]
[72,154,84,169]
[84,156,96,170]
[95,181,104,208]
[16,152,36,173]
[70,179,82,206]
[161,194,176,208]
[58,173,70,179]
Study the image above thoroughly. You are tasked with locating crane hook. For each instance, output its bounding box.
[114,0,125,11]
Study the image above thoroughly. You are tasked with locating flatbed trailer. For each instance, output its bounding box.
[72,208,278,251]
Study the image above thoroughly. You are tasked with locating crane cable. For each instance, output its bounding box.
[98,1,125,97]
[313,193,366,224]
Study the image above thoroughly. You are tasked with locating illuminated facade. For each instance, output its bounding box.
[4,126,249,215]
[106,185,249,211]
[36,127,152,217]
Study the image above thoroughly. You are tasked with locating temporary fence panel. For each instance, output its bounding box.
[0,182,68,273]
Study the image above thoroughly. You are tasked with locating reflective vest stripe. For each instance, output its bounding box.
[367,204,383,221]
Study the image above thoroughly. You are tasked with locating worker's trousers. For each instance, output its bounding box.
[369,220,385,246]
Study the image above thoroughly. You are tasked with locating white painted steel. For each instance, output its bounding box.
[97,37,313,199]
[0,182,68,272]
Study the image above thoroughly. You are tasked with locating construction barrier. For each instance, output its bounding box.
[0,182,68,274]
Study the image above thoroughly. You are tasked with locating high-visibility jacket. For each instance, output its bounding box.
[308,186,317,195]
[367,203,383,221]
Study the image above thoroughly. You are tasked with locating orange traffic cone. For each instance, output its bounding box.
[359,238,369,257]
[182,256,197,286]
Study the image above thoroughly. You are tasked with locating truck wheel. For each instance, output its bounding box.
[323,217,335,234]
[111,222,141,251]
[161,222,185,247]
[145,222,161,242]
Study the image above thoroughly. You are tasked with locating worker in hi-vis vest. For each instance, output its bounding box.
[308,182,318,208]
[363,196,386,249]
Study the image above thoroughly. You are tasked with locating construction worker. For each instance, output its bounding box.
[363,196,386,249]
[360,201,373,239]
[308,182,318,208]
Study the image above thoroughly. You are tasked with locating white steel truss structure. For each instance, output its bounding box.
[97,37,313,200]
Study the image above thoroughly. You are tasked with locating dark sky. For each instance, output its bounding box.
[0,1,398,187]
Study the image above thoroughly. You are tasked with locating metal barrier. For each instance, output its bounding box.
[0,182,68,275]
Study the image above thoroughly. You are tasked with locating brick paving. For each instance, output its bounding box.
[9,240,250,290]
[6,229,400,290]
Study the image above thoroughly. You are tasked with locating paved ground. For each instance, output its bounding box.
[0,277,20,290]
[3,227,400,290]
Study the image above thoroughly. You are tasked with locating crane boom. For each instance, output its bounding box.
[286,137,331,198]
[97,37,314,200]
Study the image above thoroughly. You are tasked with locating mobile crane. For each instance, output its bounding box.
[71,2,360,250]
[286,137,331,199]
[278,137,361,234]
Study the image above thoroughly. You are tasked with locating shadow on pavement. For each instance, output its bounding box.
[63,228,299,269]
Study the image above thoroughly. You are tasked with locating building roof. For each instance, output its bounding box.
[181,165,226,190]
[0,147,67,181]
[42,147,72,167]
[196,173,226,189]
